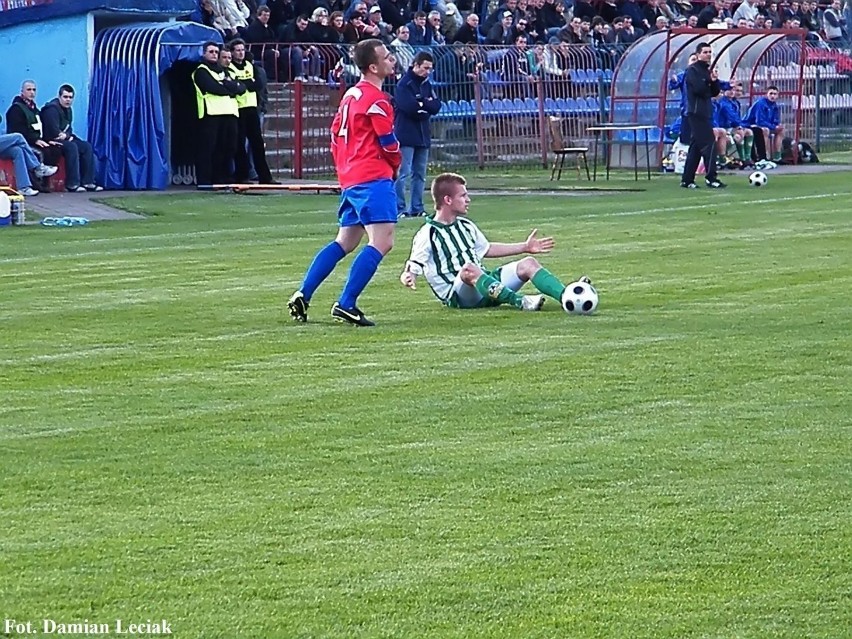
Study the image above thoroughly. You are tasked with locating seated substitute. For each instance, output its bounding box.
[0,116,58,197]
[41,84,103,192]
[745,85,784,164]
[400,172,576,311]
[714,82,753,168]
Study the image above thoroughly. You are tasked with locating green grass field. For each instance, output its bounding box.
[2,172,850,638]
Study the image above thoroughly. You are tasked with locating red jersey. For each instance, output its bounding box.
[330,80,401,189]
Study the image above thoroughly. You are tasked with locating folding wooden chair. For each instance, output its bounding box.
[548,116,590,181]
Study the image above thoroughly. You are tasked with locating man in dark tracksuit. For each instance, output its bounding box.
[681,42,726,189]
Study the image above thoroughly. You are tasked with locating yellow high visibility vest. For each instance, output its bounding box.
[229,61,258,109]
[192,64,237,118]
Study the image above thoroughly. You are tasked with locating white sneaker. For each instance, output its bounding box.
[521,294,545,311]
[34,164,58,178]
[20,186,39,196]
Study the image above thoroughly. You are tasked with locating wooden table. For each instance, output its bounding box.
[587,124,657,181]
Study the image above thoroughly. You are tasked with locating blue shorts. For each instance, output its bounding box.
[337,179,398,227]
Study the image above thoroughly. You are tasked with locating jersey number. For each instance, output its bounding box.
[337,87,362,144]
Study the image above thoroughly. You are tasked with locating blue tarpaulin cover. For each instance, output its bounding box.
[0,1,196,27]
[88,22,222,190]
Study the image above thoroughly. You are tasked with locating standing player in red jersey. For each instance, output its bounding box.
[287,39,401,327]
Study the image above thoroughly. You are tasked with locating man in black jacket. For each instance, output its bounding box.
[681,42,726,189]
[41,85,102,192]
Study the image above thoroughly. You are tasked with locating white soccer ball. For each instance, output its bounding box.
[561,280,599,315]
[748,171,768,187]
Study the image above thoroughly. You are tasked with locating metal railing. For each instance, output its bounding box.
[250,41,851,177]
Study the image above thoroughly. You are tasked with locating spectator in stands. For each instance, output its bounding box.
[502,34,535,97]
[746,85,784,163]
[823,0,847,43]
[4,81,63,172]
[427,10,447,44]
[651,15,670,31]
[487,11,517,44]
[440,4,462,41]
[484,0,520,35]
[620,0,647,29]
[697,0,725,27]
[40,84,102,193]
[687,14,699,28]
[192,41,244,186]
[733,0,760,23]
[557,15,584,43]
[616,16,643,43]
[799,1,819,32]
[331,44,362,85]
[0,118,58,197]
[330,11,347,39]
[279,15,322,80]
[211,0,251,39]
[267,0,296,32]
[394,51,441,219]
[408,11,432,45]
[453,12,481,43]
[598,0,621,24]
[539,0,567,37]
[379,0,410,31]
[435,43,483,102]
[642,0,668,31]
[367,5,394,42]
[343,9,379,42]
[244,5,285,81]
[764,2,783,26]
[390,25,416,74]
[573,0,597,22]
[308,7,342,76]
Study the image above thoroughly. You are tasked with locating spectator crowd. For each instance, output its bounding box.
[192,0,850,84]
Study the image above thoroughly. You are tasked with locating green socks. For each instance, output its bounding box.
[772,151,782,161]
[474,273,523,308]
[531,268,567,302]
[743,136,753,161]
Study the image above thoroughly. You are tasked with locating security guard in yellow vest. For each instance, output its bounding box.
[192,41,245,186]
[228,38,276,184]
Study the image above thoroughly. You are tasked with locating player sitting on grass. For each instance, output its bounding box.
[399,172,574,311]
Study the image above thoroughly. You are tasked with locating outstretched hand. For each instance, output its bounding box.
[525,229,555,254]
[400,271,416,290]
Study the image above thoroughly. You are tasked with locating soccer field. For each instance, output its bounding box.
[2,172,850,638]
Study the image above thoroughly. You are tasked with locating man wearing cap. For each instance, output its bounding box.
[487,10,516,44]
[367,5,394,43]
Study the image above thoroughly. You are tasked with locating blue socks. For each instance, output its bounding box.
[300,241,346,301]
[339,245,383,309]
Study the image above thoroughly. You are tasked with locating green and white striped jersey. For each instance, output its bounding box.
[405,217,491,302]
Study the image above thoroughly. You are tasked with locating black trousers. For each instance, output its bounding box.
[750,126,768,161]
[682,114,716,185]
[235,107,272,183]
[679,115,692,146]
[195,114,238,186]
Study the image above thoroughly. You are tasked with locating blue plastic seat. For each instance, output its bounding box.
[544,97,558,115]
[524,97,538,114]
[555,97,569,114]
[458,99,474,116]
[481,98,495,115]
[565,97,581,114]
[500,98,515,114]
